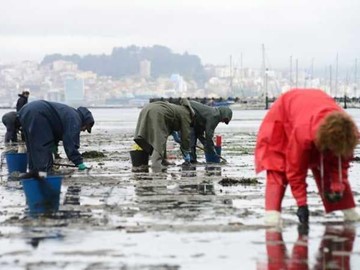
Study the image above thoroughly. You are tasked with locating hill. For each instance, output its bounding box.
[41,45,206,84]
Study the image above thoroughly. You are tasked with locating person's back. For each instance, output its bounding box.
[190,101,218,128]
[278,89,341,125]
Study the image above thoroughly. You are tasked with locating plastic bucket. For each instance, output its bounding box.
[205,146,221,163]
[21,176,62,214]
[130,150,149,167]
[5,153,27,174]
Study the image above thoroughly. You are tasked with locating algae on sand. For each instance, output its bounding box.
[81,151,106,158]
[218,177,260,186]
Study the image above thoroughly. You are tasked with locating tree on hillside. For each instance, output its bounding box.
[41,45,206,84]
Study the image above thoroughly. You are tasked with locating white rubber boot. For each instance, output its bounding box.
[342,208,360,221]
[264,210,282,227]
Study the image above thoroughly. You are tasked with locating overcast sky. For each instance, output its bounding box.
[1,0,359,70]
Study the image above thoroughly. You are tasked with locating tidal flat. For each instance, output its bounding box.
[0,108,359,269]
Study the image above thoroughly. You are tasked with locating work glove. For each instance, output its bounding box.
[182,152,191,166]
[325,192,343,203]
[78,163,90,171]
[183,153,191,163]
[296,205,309,224]
[172,131,181,144]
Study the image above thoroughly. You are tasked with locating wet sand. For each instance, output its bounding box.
[0,108,359,269]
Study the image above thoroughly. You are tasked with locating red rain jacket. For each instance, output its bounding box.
[255,89,352,207]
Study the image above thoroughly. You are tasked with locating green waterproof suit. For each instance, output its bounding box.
[134,99,194,160]
[190,101,233,159]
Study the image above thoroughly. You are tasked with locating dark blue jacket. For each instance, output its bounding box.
[19,100,94,166]
[16,94,28,112]
[2,111,20,143]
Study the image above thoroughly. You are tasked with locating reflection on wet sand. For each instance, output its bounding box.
[181,164,197,178]
[205,165,222,177]
[314,225,356,270]
[257,225,356,270]
[23,228,65,249]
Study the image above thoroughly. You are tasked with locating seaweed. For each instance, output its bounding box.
[81,151,106,158]
[218,177,260,186]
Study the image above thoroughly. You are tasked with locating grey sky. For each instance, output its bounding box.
[1,0,359,70]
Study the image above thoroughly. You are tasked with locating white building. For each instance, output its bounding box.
[64,77,84,106]
[139,59,151,78]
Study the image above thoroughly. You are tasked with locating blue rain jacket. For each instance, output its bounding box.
[2,111,20,143]
[18,100,94,171]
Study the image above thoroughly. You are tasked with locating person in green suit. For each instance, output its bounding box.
[134,98,194,170]
[188,101,233,163]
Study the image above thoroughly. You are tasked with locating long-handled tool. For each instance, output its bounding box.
[53,163,92,176]
[53,163,77,168]
[196,145,227,163]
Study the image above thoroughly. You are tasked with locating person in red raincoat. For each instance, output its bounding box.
[255,88,360,226]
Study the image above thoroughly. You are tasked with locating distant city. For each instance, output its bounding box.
[0,45,359,108]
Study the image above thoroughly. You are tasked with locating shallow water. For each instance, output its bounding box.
[0,108,360,269]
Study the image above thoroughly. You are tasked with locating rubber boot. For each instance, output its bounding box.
[265,170,287,211]
[342,208,360,221]
[264,210,282,227]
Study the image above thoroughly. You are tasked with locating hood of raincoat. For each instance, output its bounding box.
[77,107,95,133]
[218,107,233,124]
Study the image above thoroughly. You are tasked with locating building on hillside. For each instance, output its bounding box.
[139,59,151,78]
[47,89,64,102]
[170,74,187,97]
[53,60,78,72]
[64,77,84,106]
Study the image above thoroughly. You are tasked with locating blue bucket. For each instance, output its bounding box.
[5,153,27,174]
[205,146,222,163]
[21,176,63,214]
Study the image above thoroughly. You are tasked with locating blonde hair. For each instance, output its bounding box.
[315,111,359,157]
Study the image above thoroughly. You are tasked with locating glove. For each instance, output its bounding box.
[78,163,90,171]
[183,153,191,163]
[172,132,181,144]
[296,205,309,224]
[325,192,343,203]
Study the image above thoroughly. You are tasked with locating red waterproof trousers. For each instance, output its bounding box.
[265,170,355,213]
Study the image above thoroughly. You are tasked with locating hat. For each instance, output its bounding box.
[77,106,95,133]
[218,107,233,125]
